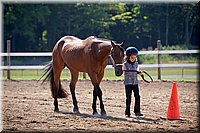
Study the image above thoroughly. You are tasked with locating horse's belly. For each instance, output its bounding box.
[62,53,88,72]
[66,63,87,72]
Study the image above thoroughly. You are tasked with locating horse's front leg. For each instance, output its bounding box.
[97,71,106,116]
[54,98,59,112]
[89,72,106,116]
[94,85,106,116]
[92,89,98,115]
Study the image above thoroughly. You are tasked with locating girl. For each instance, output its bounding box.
[123,46,143,117]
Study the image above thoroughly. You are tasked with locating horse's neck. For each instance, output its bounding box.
[97,43,112,61]
[86,36,112,61]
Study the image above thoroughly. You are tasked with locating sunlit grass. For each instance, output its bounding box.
[1,67,199,82]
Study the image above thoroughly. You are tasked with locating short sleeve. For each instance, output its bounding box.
[122,62,127,70]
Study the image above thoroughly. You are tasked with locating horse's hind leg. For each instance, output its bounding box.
[69,70,79,113]
[52,66,64,112]
[52,57,65,112]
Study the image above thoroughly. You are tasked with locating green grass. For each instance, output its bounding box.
[1,67,199,82]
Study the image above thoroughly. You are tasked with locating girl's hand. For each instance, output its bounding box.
[138,71,143,76]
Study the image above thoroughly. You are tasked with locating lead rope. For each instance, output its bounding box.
[123,70,153,83]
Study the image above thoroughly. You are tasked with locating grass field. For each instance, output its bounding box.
[1,67,199,82]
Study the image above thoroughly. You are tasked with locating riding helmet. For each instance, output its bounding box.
[125,47,138,56]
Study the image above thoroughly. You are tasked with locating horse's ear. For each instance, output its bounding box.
[120,41,125,47]
[111,41,116,48]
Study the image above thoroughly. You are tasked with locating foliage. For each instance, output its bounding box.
[3,3,199,52]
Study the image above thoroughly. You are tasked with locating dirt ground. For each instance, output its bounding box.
[1,80,199,132]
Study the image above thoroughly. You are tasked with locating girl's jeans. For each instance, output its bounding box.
[125,84,140,115]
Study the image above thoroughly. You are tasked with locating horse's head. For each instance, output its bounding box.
[110,41,125,76]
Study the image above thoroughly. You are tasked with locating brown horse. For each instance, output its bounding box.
[41,36,125,115]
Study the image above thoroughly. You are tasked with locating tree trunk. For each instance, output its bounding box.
[47,21,56,51]
[185,13,189,46]
[156,16,161,40]
[165,4,169,46]
[67,18,71,35]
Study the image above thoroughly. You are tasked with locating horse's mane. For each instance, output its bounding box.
[95,37,110,42]
[87,36,115,44]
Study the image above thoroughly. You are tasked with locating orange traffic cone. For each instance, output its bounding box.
[161,82,182,120]
[166,82,180,119]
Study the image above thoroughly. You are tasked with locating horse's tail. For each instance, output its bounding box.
[40,56,68,98]
[40,61,68,98]
[40,61,53,84]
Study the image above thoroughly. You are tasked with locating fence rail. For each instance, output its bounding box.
[0,50,200,70]
[0,50,199,70]
[0,50,199,57]
[0,63,198,70]
[0,49,199,80]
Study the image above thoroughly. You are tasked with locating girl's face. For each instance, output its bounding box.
[129,54,136,62]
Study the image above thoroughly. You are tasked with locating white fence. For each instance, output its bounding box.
[0,50,199,70]
[0,63,198,70]
[0,50,199,80]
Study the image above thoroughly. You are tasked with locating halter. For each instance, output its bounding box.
[109,47,124,68]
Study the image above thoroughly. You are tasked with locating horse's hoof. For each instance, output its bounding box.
[92,111,98,115]
[74,110,80,114]
[101,111,107,116]
[73,109,80,114]
[54,108,59,112]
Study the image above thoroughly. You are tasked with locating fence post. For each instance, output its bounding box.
[83,72,86,79]
[7,40,11,80]
[157,40,161,80]
[182,68,184,78]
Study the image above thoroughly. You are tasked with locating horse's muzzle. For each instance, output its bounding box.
[115,67,123,76]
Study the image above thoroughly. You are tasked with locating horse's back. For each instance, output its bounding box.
[61,36,82,42]
[57,36,82,46]
[58,35,108,47]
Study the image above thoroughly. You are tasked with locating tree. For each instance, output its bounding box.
[3,3,199,52]
[4,4,50,51]
[182,3,199,47]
